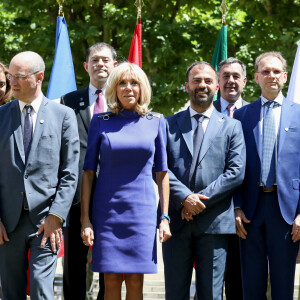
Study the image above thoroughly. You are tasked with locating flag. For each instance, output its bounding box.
[128,24,142,68]
[287,41,300,104]
[47,16,77,100]
[211,25,227,100]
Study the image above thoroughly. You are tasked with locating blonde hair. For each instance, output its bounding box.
[0,62,12,105]
[105,62,151,115]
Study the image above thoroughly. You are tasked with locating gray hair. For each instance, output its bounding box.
[255,51,287,72]
[218,57,247,77]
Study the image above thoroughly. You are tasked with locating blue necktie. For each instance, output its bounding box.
[189,114,205,190]
[262,101,276,188]
[23,105,33,163]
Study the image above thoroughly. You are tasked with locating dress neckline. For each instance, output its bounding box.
[119,110,140,119]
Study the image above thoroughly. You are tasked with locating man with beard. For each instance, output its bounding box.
[163,61,246,299]
[234,52,300,300]
[61,42,117,300]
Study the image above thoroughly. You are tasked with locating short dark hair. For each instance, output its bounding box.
[186,61,217,82]
[255,51,287,72]
[85,42,117,62]
[218,57,247,77]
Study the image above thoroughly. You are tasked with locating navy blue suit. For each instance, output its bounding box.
[163,107,246,300]
[234,98,300,300]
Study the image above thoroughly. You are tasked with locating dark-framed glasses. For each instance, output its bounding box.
[257,70,284,77]
[6,71,40,81]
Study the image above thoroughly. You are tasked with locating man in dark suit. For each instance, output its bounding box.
[0,51,79,299]
[214,57,248,300]
[61,42,117,300]
[163,61,246,299]
[214,57,248,116]
[234,51,300,300]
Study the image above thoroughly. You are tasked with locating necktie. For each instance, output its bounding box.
[189,114,205,190]
[23,105,33,163]
[227,103,236,118]
[262,101,276,188]
[94,90,104,114]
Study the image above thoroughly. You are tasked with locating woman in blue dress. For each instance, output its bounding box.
[80,62,171,300]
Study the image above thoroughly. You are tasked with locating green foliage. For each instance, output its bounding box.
[1,0,300,114]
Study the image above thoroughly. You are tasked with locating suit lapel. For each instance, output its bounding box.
[278,99,293,156]
[176,108,193,156]
[12,101,25,164]
[249,99,262,163]
[198,109,223,163]
[27,97,47,163]
[78,88,91,132]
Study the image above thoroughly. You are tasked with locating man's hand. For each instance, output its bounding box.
[291,214,300,243]
[0,221,9,245]
[36,214,63,252]
[159,219,172,243]
[181,206,194,221]
[235,208,250,239]
[182,193,208,215]
[81,220,94,247]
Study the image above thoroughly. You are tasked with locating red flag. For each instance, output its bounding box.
[128,24,142,68]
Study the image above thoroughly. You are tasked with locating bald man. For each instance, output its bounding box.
[0,51,79,299]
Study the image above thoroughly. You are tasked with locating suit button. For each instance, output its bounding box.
[257,182,260,186]
[25,174,28,179]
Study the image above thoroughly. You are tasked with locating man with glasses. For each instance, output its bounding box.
[234,51,300,299]
[61,42,117,300]
[0,51,79,299]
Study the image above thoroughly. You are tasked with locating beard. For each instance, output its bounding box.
[189,87,215,109]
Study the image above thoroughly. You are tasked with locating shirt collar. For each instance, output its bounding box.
[189,104,214,119]
[89,83,105,95]
[18,93,43,114]
[260,92,284,107]
[220,96,243,113]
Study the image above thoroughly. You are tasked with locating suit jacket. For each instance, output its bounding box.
[0,97,79,233]
[234,98,300,225]
[61,87,90,205]
[213,98,249,113]
[166,107,246,232]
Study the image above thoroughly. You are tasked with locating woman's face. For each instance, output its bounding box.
[0,70,7,101]
[116,72,140,111]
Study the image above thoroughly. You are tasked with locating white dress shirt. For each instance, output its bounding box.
[19,94,43,134]
[189,105,214,136]
[88,83,108,116]
[220,97,243,116]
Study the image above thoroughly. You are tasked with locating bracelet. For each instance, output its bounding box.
[160,213,170,223]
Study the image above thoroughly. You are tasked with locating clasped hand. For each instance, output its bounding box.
[181,193,209,221]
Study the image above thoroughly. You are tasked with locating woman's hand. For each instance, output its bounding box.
[159,219,172,243]
[81,220,94,247]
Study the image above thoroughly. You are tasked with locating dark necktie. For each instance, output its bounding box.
[94,90,104,114]
[23,105,33,163]
[227,103,236,118]
[262,101,276,188]
[189,114,205,190]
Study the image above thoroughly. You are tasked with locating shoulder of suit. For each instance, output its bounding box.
[62,87,88,101]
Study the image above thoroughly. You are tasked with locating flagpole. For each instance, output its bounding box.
[57,0,64,17]
[135,0,144,24]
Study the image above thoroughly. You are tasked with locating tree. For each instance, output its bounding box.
[1,0,300,114]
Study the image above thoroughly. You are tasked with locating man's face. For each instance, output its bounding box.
[185,64,219,111]
[218,63,247,103]
[255,56,287,100]
[84,47,117,88]
[8,57,42,103]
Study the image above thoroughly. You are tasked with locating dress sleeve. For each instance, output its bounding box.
[154,115,168,172]
[83,115,101,172]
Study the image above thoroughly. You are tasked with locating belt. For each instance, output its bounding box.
[260,185,277,193]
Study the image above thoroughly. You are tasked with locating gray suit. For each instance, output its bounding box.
[163,107,246,300]
[0,97,79,299]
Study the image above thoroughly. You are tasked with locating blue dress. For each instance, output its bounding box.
[83,110,168,273]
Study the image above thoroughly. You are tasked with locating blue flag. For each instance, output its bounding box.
[47,16,77,100]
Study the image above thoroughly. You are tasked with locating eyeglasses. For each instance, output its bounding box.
[257,70,284,77]
[6,71,40,81]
